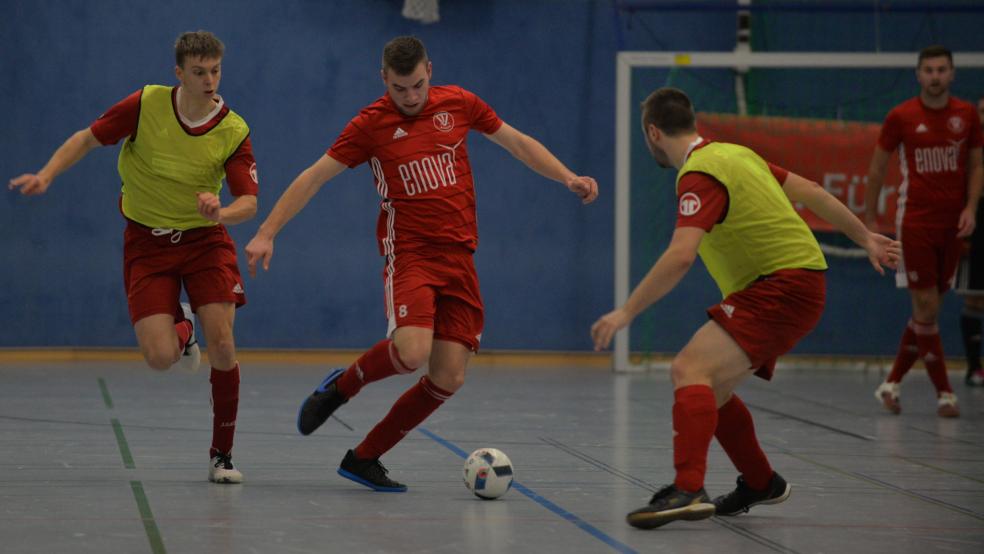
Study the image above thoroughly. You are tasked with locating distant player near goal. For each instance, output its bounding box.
[591,87,899,529]
[866,46,984,416]
[955,95,984,387]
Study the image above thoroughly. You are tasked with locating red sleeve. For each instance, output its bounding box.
[767,162,789,185]
[224,136,258,196]
[675,172,729,231]
[326,113,373,168]
[89,89,142,145]
[877,108,902,152]
[969,107,983,148]
[462,88,502,134]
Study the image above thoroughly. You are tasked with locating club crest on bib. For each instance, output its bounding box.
[679,192,701,216]
[947,116,965,134]
[433,111,455,133]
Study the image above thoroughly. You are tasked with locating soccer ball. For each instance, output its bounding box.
[463,448,514,500]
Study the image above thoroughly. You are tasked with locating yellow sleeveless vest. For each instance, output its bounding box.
[118,85,249,230]
[677,142,827,298]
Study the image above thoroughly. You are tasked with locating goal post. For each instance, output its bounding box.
[614,50,984,372]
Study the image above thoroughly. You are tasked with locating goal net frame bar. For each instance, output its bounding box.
[614,50,984,372]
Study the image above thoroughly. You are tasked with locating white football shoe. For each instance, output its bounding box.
[209,453,243,484]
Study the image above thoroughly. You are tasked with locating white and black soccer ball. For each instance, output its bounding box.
[463,448,514,500]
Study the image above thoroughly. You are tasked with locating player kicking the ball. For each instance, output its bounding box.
[591,87,899,529]
[245,36,598,492]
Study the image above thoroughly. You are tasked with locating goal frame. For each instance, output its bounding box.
[614,50,984,372]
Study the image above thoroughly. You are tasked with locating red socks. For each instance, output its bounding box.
[888,319,954,395]
[336,339,414,399]
[175,320,192,351]
[209,365,240,458]
[715,395,773,491]
[887,321,919,383]
[354,376,452,460]
[672,385,718,493]
[914,325,953,395]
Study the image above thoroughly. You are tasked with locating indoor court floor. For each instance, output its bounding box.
[1,360,982,553]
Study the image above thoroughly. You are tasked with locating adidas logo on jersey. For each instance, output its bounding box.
[915,123,928,133]
[392,127,408,139]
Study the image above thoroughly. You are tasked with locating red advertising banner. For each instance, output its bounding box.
[696,113,900,234]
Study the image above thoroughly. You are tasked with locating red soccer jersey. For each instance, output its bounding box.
[675,140,790,231]
[89,88,259,197]
[878,96,983,228]
[327,85,503,255]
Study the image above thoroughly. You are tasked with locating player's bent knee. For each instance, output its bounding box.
[207,338,237,368]
[144,351,177,371]
[394,342,430,370]
[669,356,715,388]
[669,358,695,386]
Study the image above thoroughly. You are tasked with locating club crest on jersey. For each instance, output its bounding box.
[947,116,965,134]
[679,192,701,216]
[433,111,455,133]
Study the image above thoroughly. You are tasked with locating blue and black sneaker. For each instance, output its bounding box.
[296,368,348,435]
[337,449,407,492]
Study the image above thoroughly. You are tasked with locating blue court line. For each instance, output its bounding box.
[418,427,638,554]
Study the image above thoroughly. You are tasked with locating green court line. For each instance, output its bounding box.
[111,418,135,469]
[130,481,166,554]
[98,378,114,409]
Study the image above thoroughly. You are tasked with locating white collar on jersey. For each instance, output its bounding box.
[175,86,225,128]
[683,136,705,162]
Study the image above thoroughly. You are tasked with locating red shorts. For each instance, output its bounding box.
[896,225,962,292]
[707,269,826,380]
[383,246,484,352]
[123,220,246,324]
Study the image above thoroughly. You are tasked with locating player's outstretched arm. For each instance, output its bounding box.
[783,171,900,275]
[8,128,102,196]
[591,227,703,351]
[197,192,256,225]
[485,122,598,204]
[244,154,347,277]
[863,146,892,232]
[957,147,983,238]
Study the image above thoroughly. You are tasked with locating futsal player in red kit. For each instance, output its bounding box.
[9,31,256,483]
[245,36,598,491]
[866,45,984,418]
[591,87,899,529]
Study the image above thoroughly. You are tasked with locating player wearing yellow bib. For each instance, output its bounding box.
[591,87,900,529]
[8,31,257,484]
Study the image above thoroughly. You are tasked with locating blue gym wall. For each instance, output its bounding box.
[2,1,982,355]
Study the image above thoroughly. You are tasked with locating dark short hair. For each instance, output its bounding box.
[917,45,953,68]
[174,30,224,67]
[640,87,696,136]
[382,36,428,76]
